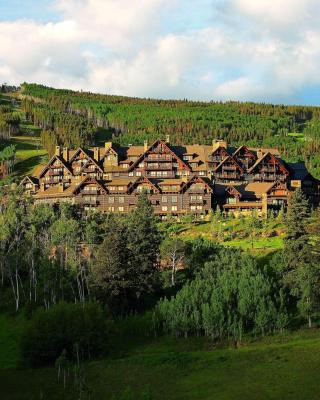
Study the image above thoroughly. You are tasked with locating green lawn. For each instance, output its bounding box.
[10,135,48,177]
[166,218,285,254]
[1,325,320,399]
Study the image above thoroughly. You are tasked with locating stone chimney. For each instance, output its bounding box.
[58,182,64,192]
[55,146,61,157]
[212,139,227,152]
[40,182,45,192]
[94,147,100,161]
[144,140,148,151]
[105,142,112,151]
[257,149,263,159]
[63,147,69,162]
[166,135,170,144]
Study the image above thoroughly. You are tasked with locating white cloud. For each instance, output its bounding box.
[0,0,320,102]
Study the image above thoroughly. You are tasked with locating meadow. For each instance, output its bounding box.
[1,311,320,400]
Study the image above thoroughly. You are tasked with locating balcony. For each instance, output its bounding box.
[48,170,62,176]
[45,178,60,184]
[145,163,173,170]
[146,172,175,179]
[82,167,96,173]
[222,165,237,171]
[214,173,238,180]
[82,198,99,206]
[260,166,276,173]
[147,154,172,161]
[254,174,286,182]
[210,156,223,162]
[189,198,204,204]
[82,189,99,195]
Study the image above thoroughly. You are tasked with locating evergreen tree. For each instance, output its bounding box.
[126,193,161,303]
[91,215,131,312]
[283,188,320,327]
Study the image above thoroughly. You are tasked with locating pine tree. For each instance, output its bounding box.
[283,188,320,327]
[126,193,161,303]
[284,188,311,271]
[91,215,131,311]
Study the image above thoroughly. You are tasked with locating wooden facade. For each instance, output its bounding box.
[21,138,320,216]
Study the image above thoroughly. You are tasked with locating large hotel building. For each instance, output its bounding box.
[21,137,320,216]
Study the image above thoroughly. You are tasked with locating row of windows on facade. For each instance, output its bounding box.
[102,205,204,212]
[82,195,203,203]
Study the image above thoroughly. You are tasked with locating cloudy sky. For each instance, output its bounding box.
[0,0,320,104]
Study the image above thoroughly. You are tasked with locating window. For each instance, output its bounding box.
[118,186,124,191]
[199,171,206,176]
[129,171,134,176]
[197,205,203,210]
[108,197,115,203]
[171,196,178,203]
[162,206,168,211]
[108,206,115,212]
[118,196,125,203]
[122,164,128,168]
[171,205,178,211]
[162,196,168,203]
[118,206,124,212]
[190,195,197,201]
[136,171,142,177]
[190,205,196,211]
[138,163,144,168]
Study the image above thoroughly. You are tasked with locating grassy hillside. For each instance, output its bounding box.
[1,316,320,400]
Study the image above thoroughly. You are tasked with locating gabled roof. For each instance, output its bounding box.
[20,175,39,185]
[130,176,160,193]
[74,176,108,194]
[183,175,213,193]
[211,145,230,157]
[247,152,289,175]
[225,185,242,198]
[71,147,103,172]
[38,155,73,178]
[233,145,256,158]
[213,156,244,173]
[129,140,191,172]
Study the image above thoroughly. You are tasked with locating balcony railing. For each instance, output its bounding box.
[82,189,99,195]
[254,174,286,181]
[260,167,276,173]
[214,173,238,179]
[48,170,62,176]
[146,172,175,179]
[81,199,99,205]
[145,164,172,170]
[147,154,172,161]
[189,199,204,204]
[222,165,237,171]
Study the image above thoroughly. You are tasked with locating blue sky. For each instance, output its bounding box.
[0,0,320,105]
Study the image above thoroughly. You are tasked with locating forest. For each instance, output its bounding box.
[0,94,18,176]
[0,186,319,367]
[21,83,320,177]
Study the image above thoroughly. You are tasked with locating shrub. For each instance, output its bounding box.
[22,302,111,366]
